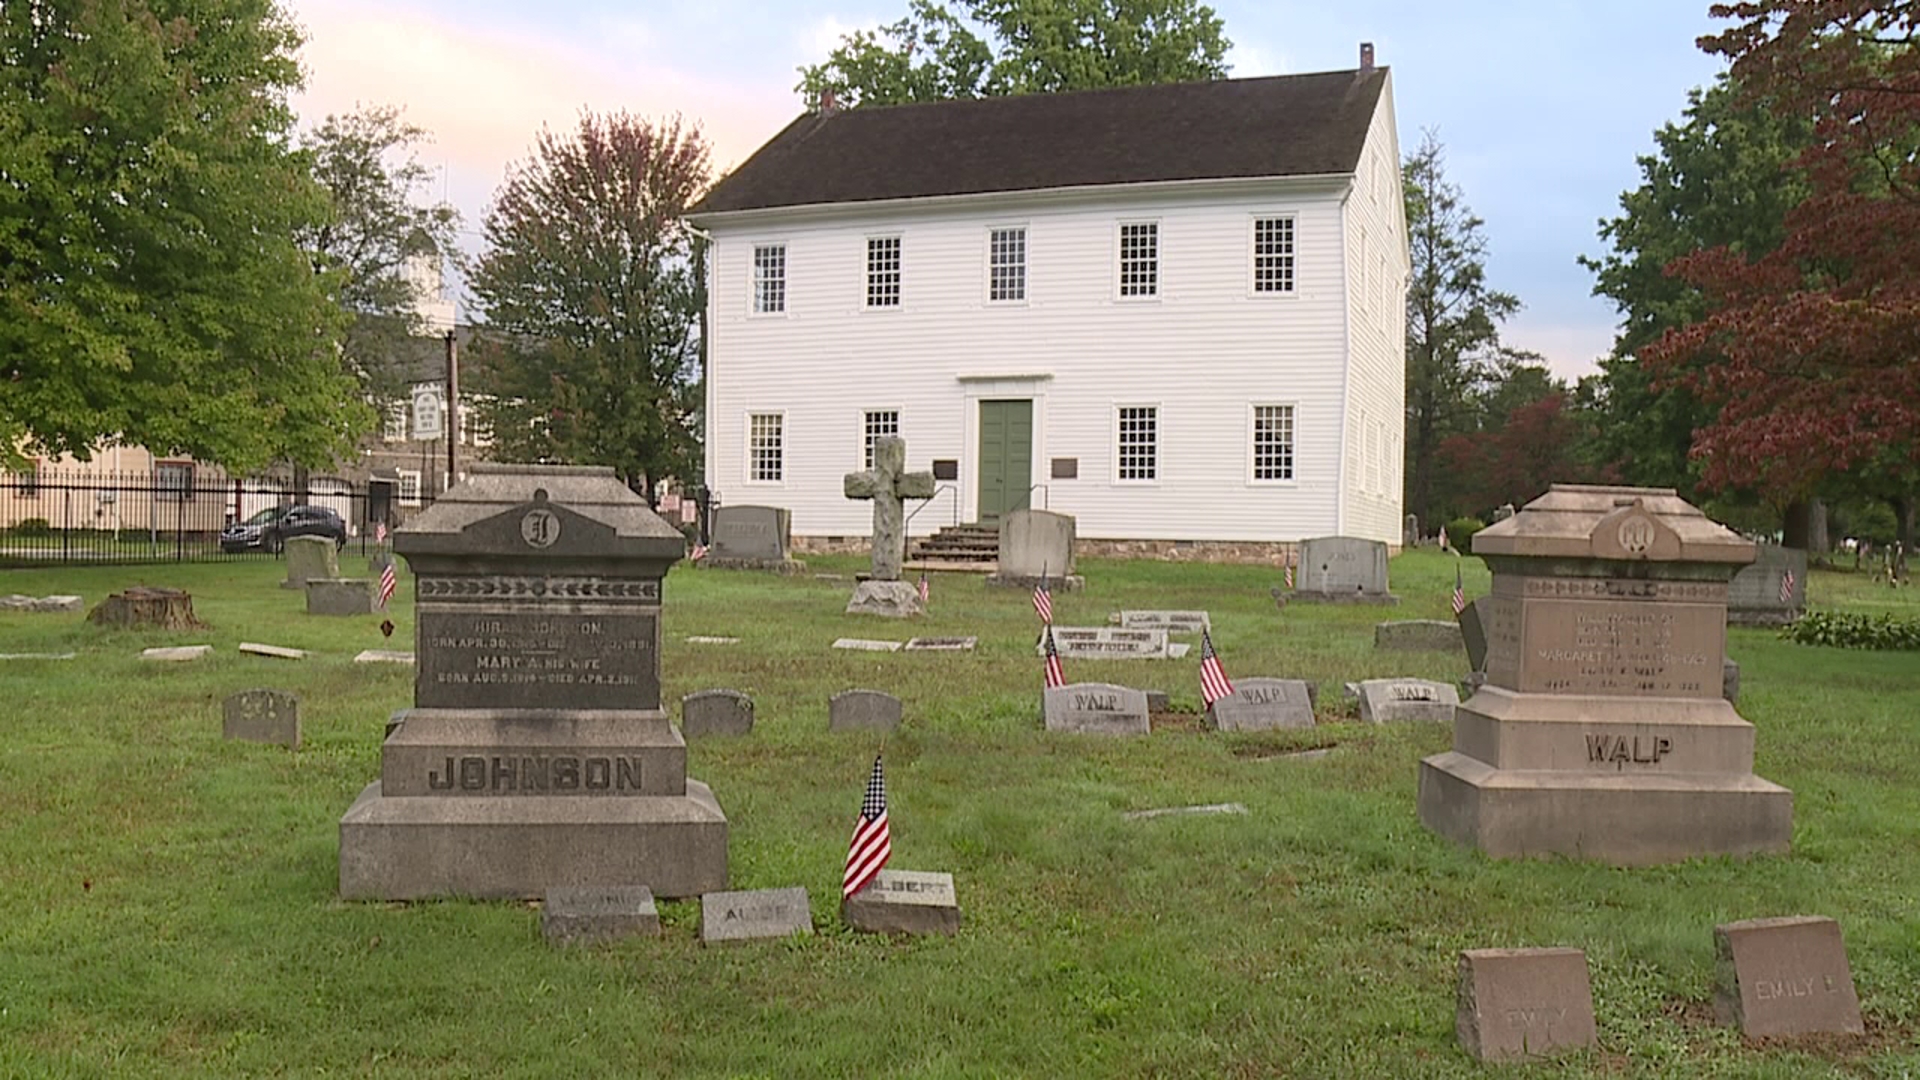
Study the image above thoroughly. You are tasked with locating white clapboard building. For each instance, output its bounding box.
[688,50,1407,546]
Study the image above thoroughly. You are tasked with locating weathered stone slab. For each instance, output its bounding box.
[1145,690,1171,712]
[705,505,807,573]
[1374,619,1463,652]
[1167,642,1190,659]
[682,689,754,738]
[0,594,83,613]
[845,579,924,618]
[542,885,660,946]
[222,688,300,749]
[1043,683,1149,736]
[1354,678,1458,723]
[701,886,812,944]
[306,577,376,616]
[833,638,902,652]
[829,689,902,733]
[1456,948,1598,1063]
[841,869,960,936]
[685,636,740,645]
[1040,626,1169,659]
[1122,803,1248,821]
[995,508,1076,578]
[1118,610,1209,634]
[1205,677,1315,732]
[1460,598,1490,673]
[0,651,77,660]
[1286,537,1398,604]
[1713,916,1863,1039]
[903,636,976,652]
[142,645,212,662]
[239,642,309,660]
[281,534,340,589]
[1727,543,1807,626]
[354,649,415,664]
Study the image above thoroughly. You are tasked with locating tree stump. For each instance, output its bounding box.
[86,587,208,630]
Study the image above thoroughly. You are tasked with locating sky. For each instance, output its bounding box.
[286,0,1730,383]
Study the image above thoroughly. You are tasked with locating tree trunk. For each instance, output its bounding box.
[86,587,208,630]
[1781,499,1813,549]
[292,463,311,505]
[1806,497,1829,563]
[1895,495,1915,579]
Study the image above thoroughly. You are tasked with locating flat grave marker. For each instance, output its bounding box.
[903,636,977,652]
[239,642,309,660]
[1117,610,1210,634]
[842,870,961,936]
[0,594,83,613]
[1354,678,1459,723]
[1713,916,1863,1038]
[542,886,660,946]
[1122,803,1248,821]
[354,650,415,665]
[222,688,301,749]
[1456,948,1598,1063]
[1040,626,1170,660]
[701,887,813,944]
[832,638,902,652]
[142,645,212,662]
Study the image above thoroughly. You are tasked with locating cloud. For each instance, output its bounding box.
[1502,318,1616,383]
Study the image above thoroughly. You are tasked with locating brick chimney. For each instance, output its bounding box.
[1360,42,1375,71]
[819,88,839,114]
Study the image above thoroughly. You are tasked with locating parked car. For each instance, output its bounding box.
[220,505,347,553]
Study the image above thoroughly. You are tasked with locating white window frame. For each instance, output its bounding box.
[397,469,423,507]
[1114,404,1159,483]
[752,242,787,316]
[1248,404,1297,484]
[155,461,194,502]
[1116,220,1159,300]
[746,411,785,485]
[987,225,1027,304]
[382,404,408,442]
[865,235,902,309]
[861,408,901,469]
[1250,215,1297,296]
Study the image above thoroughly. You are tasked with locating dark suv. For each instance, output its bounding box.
[221,505,347,553]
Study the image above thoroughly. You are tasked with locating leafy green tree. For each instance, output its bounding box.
[468,113,709,497]
[0,0,365,471]
[300,105,461,404]
[1402,130,1532,526]
[1579,75,1809,499]
[798,0,1231,107]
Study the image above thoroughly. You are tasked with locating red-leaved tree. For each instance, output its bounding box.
[1644,2,1920,506]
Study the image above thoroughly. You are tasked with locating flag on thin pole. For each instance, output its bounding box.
[917,571,930,605]
[1780,568,1796,605]
[1451,563,1467,618]
[374,520,388,544]
[1283,553,1295,590]
[1042,625,1066,689]
[378,559,397,610]
[1199,629,1235,707]
[1032,564,1054,624]
[842,755,891,899]
[689,541,709,561]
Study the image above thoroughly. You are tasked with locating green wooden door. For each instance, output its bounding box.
[977,399,1033,523]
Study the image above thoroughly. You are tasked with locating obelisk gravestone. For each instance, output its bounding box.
[338,464,729,899]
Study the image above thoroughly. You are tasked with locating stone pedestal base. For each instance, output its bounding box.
[1275,588,1399,606]
[1418,754,1791,865]
[985,573,1085,592]
[845,579,924,617]
[701,557,807,575]
[338,778,728,899]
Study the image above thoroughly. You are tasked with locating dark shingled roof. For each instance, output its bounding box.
[690,68,1388,216]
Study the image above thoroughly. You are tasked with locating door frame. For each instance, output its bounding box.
[957,374,1050,524]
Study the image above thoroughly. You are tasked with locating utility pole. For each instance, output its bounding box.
[444,329,459,487]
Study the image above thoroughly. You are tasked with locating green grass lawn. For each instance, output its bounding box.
[0,550,1915,1078]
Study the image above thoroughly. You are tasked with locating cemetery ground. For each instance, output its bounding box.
[1,552,1916,1078]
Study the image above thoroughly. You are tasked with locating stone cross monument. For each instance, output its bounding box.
[1417,484,1791,865]
[338,464,729,900]
[844,435,934,616]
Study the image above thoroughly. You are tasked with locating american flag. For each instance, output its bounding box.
[1284,554,1295,590]
[1032,565,1053,624]
[1451,563,1467,617]
[1043,625,1066,689]
[1780,568,1796,605]
[374,520,388,544]
[378,559,397,610]
[1199,629,1234,707]
[689,541,709,561]
[917,572,930,605]
[842,755,891,899]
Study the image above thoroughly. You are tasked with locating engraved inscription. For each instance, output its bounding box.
[425,755,644,794]
[417,610,659,709]
[1617,517,1654,553]
[1753,975,1836,1001]
[1585,734,1672,768]
[1503,1006,1568,1027]
[1073,691,1119,711]
[521,508,561,548]
[1519,596,1724,697]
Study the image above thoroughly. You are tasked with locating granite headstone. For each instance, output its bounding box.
[681,689,754,738]
[841,870,961,936]
[829,689,902,733]
[281,535,340,590]
[1713,916,1863,1038]
[1456,948,1598,1063]
[222,688,300,749]
[1205,678,1315,732]
[541,885,661,945]
[701,886,813,944]
[1043,683,1150,735]
[1285,537,1398,604]
[1355,678,1459,723]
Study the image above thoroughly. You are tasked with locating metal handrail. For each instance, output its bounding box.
[1026,483,1049,509]
[905,483,959,531]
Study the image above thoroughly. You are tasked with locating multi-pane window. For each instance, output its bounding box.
[753,243,786,314]
[1118,222,1158,297]
[989,227,1026,302]
[1252,405,1295,481]
[749,413,784,482]
[1117,406,1158,481]
[1253,217,1295,293]
[863,409,900,469]
[383,405,407,442]
[156,462,193,501]
[398,469,423,507]
[866,236,901,307]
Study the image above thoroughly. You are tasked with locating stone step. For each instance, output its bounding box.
[903,559,997,574]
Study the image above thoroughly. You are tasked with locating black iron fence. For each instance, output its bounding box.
[0,469,435,567]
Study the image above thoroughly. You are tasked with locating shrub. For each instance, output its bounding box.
[1445,517,1486,553]
[1784,610,1920,651]
[11,518,52,537]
